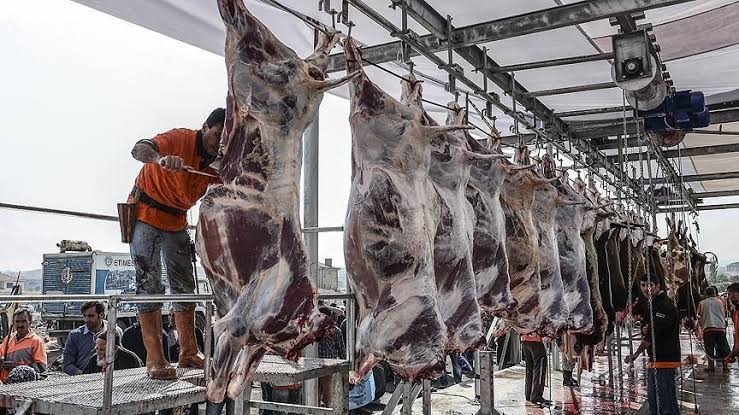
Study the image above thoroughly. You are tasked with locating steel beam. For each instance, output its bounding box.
[607,142,739,162]
[525,81,617,97]
[491,52,613,73]
[660,202,739,212]
[555,105,632,118]
[692,190,739,199]
[651,170,739,184]
[326,0,698,72]
[351,0,649,205]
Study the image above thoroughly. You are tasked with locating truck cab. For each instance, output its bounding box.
[42,250,209,346]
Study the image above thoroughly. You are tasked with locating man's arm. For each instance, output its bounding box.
[131,139,185,171]
[131,140,161,163]
[62,332,83,375]
[32,337,48,375]
[625,340,650,364]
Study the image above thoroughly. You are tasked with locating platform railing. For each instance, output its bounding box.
[1,291,356,414]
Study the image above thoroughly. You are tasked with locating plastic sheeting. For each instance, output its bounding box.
[68,0,739,196]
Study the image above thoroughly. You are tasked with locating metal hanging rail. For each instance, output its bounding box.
[342,0,650,207]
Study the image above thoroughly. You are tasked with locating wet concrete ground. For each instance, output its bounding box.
[382,332,739,414]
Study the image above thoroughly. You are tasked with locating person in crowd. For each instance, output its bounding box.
[83,330,143,374]
[521,331,550,408]
[317,306,346,406]
[122,319,170,364]
[0,308,47,383]
[127,108,224,379]
[165,306,205,361]
[63,301,123,375]
[624,273,681,415]
[697,286,730,371]
[724,283,739,364]
[492,319,515,370]
[559,333,579,387]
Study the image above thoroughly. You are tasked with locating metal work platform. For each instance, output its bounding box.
[0,356,349,415]
[0,366,204,415]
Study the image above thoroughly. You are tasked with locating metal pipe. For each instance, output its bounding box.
[346,285,356,371]
[102,297,118,415]
[204,301,213,387]
[525,81,617,97]
[0,293,214,303]
[303,112,320,407]
[492,52,613,73]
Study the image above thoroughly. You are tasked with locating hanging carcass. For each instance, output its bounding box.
[400,79,485,354]
[464,136,518,318]
[196,1,356,401]
[499,146,558,333]
[541,156,594,334]
[573,176,610,347]
[343,39,475,382]
[516,151,570,337]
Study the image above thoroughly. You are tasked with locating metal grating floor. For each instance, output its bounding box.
[0,357,347,414]
[0,366,204,414]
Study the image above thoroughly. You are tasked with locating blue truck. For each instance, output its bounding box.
[42,250,209,346]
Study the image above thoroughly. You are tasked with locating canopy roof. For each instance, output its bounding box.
[71,0,739,212]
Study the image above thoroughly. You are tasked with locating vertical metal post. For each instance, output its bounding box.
[346,285,356,370]
[607,334,614,387]
[402,382,413,415]
[331,369,349,414]
[204,301,213,386]
[616,324,623,383]
[102,297,118,415]
[422,379,431,415]
[303,113,320,406]
[474,351,480,398]
[478,350,494,415]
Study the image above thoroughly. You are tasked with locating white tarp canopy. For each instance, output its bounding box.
[70,0,739,200]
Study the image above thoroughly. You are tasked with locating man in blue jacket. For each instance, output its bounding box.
[63,301,121,375]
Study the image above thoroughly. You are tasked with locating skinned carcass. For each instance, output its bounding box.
[343,39,474,382]
[541,156,594,334]
[573,177,609,347]
[499,146,557,333]
[464,137,518,318]
[518,151,570,337]
[593,198,618,334]
[196,1,356,401]
[400,80,485,354]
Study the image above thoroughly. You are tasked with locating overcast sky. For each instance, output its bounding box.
[1,0,738,272]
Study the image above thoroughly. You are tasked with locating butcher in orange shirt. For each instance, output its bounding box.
[127,108,223,379]
[725,283,739,364]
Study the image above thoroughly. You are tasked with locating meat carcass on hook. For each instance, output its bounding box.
[196,0,357,402]
[499,146,557,333]
[573,177,610,347]
[464,137,518,319]
[399,86,485,353]
[541,157,594,334]
[342,39,473,382]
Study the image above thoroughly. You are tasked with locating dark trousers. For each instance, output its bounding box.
[205,398,234,415]
[449,352,462,383]
[522,341,547,402]
[703,330,731,359]
[646,368,680,415]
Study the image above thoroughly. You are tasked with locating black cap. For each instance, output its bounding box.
[205,108,226,128]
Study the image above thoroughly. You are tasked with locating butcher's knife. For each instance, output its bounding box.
[183,166,219,179]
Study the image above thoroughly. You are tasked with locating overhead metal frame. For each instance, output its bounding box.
[326,0,698,72]
[491,52,614,73]
[606,142,739,162]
